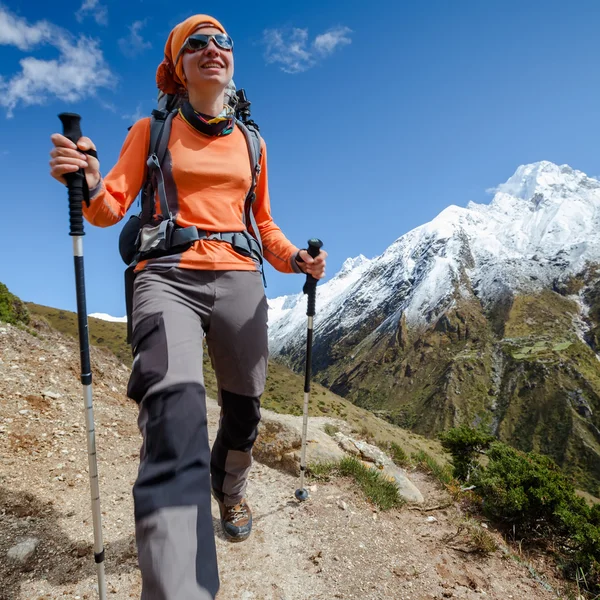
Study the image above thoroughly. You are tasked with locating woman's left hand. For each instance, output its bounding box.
[296,249,327,279]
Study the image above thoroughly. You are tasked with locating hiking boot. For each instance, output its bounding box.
[213,492,253,542]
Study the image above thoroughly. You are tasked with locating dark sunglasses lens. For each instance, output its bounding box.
[188,35,209,50]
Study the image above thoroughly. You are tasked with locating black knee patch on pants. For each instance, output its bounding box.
[219,389,261,452]
[134,382,210,521]
[210,390,261,502]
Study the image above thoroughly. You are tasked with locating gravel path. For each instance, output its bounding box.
[0,323,570,599]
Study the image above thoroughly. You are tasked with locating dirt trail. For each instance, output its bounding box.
[0,323,569,599]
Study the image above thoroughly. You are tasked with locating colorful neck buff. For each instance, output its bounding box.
[179,101,235,137]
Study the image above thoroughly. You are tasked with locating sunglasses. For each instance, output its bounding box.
[175,33,234,64]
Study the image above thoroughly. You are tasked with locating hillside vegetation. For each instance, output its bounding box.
[24,298,448,463]
[283,267,600,496]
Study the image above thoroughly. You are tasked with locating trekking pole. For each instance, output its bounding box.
[58,113,107,600]
[295,238,324,502]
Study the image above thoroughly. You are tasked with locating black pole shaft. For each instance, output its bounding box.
[74,255,92,385]
[59,113,92,386]
[295,238,323,501]
[302,238,323,395]
[58,112,106,599]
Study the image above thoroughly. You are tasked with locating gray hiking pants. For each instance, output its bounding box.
[127,267,268,600]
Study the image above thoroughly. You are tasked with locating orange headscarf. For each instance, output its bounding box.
[156,14,227,95]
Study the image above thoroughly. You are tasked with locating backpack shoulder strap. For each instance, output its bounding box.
[149,111,167,159]
[236,119,263,253]
[238,119,262,173]
[140,107,176,224]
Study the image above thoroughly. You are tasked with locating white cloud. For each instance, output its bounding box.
[118,20,152,58]
[263,25,353,74]
[485,187,499,195]
[313,26,352,55]
[75,0,108,26]
[0,6,114,117]
[0,6,55,50]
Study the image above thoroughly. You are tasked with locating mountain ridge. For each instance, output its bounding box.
[267,160,600,493]
[268,160,600,339]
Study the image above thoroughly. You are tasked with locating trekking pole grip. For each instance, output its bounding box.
[58,113,86,237]
[302,238,323,317]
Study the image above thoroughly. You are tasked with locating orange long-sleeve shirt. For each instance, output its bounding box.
[83,113,301,273]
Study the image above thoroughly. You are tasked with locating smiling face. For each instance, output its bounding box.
[181,25,234,96]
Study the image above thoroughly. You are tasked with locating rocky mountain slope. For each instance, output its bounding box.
[268,161,600,494]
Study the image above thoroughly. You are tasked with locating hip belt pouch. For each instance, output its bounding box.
[138,220,174,255]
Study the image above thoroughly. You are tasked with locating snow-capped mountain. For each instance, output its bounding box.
[267,161,600,494]
[268,161,600,355]
[88,313,127,323]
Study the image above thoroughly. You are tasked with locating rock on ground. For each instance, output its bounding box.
[7,538,39,564]
[253,410,347,473]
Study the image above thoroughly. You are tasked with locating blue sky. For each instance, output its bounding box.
[2,0,600,317]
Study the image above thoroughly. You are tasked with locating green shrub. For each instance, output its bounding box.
[557,504,600,587]
[0,283,29,326]
[473,442,600,592]
[473,442,581,532]
[439,425,494,482]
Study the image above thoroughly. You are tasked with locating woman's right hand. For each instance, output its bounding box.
[49,134,101,190]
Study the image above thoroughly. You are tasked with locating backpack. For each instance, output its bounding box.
[119,82,265,341]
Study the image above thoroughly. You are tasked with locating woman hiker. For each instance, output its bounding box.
[49,13,327,600]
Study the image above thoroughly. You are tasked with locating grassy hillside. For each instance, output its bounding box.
[22,265,600,494]
[27,302,131,365]
[23,300,447,463]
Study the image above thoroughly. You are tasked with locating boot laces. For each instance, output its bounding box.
[227,502,248,524]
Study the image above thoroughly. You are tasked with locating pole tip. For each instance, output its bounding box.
[295,488,309,502]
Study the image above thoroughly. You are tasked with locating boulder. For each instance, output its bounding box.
[254,410,346,474]
[253,409,424,504]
